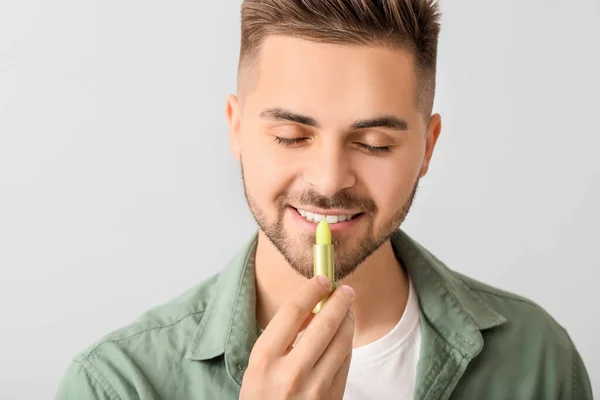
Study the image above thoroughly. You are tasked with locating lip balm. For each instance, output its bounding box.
[313,220,339,313]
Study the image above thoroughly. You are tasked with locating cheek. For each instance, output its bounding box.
[241,132,299,204]
[359,150,422,213]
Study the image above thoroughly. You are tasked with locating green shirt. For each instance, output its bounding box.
[56,230,593,399]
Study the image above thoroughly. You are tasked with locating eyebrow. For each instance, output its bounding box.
[259,107,410,132]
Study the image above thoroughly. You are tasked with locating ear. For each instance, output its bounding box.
[225,94,242,161]
[419,113,442,178]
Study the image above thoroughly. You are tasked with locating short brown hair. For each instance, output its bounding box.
[238,0,442,117]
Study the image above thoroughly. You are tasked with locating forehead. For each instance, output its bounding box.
[247,35,418,119]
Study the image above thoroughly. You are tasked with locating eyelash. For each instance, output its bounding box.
[359,144,392,154]
[273,136,392,154]
[273,136,307,146]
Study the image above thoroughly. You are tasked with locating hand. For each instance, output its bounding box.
[240,275,356,400]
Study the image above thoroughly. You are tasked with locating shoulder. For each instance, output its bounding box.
[455,270,572,347]
[450,271,594,398]
[453,271,573,356]
[393,230,593,397]
[56,273,221,399]
[83,272,219,357]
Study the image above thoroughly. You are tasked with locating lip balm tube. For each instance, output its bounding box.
[313,220,339,313]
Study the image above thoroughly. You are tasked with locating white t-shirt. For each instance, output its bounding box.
[344,280,421,400]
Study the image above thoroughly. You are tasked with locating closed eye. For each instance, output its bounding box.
[274,137,392,154]
[274,136,308,146]
[357,143,392,154]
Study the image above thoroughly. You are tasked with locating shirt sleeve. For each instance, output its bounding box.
[55,357,121,400]
[572,345,594,400]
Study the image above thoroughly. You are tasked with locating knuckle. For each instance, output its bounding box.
[307,382,329,400]
[276,369,302,397]
[315,317,337,337]
[286,303,306,324]
[247,351,269,373]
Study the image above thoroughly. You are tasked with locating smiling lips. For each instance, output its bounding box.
[293,207,361,224]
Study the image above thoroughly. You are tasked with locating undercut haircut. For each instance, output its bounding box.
[238,0,442,118]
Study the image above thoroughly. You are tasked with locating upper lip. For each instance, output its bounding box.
[291,206,361,216]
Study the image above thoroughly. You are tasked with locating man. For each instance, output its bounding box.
[56,0,593,399]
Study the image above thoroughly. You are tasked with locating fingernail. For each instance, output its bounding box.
[340,285,355,299]
[317,275,332,289]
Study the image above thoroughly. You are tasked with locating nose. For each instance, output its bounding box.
[303,143,356,197]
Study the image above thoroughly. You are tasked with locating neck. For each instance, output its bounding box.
[254,230,410,348]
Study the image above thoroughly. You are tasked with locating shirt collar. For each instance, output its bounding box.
[185,233,259,385]
[186,229,507,377]
[391,229,507,358]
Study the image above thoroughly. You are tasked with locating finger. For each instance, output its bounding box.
[298,312,315,332]
[310,307,354,381]
[327,347,352,399]
[289,285,355,368]
[253,275,333,357]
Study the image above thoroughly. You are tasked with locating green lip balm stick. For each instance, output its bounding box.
[313,220,339,313]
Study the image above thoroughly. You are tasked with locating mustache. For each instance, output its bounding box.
[279,189,377,214]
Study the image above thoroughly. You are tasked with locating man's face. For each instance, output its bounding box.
[227,36,440,280]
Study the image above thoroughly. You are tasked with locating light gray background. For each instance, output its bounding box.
[0,1,598,398]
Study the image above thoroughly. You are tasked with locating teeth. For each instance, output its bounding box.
[296,208,356,224]
[326,215,338,223]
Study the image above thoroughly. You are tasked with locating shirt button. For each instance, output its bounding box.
[237,364,244,370]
